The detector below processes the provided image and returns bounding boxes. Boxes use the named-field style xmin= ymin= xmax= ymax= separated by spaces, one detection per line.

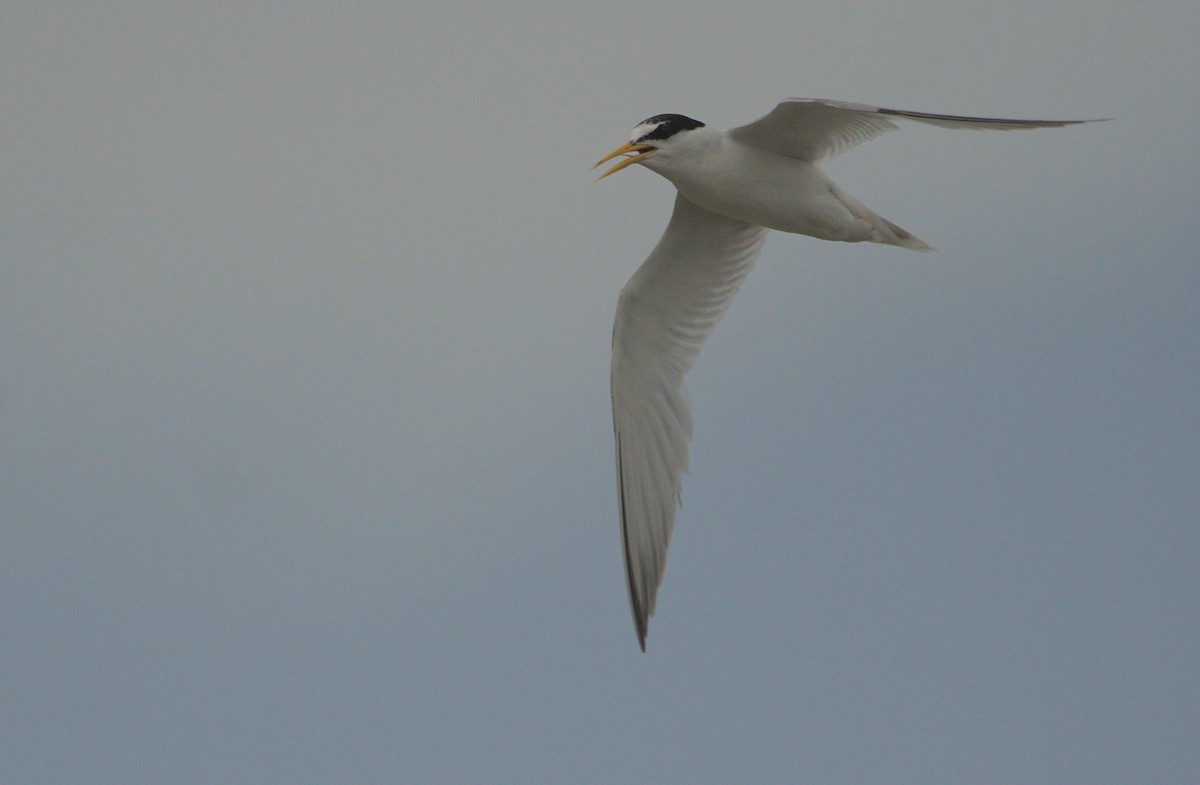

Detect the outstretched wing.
xmin=730 ymin=98 xmax=1098 ymax=162
xmin=612 ymin=194 xmax=769 ymax=650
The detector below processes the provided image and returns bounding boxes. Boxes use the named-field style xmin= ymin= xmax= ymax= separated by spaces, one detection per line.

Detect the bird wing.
xmin=612 ymin=194 xmax=769 ymax=650
xmin=730 ymin=98 xmax=1096 ymax=162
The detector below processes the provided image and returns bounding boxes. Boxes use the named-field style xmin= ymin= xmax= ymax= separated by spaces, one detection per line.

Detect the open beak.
xmin=593 ymin=142 xmax=657 ymax=180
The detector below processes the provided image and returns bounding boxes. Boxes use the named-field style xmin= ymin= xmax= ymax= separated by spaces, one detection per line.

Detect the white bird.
xmin=595 ymin=98 xmax=1100 ymax=650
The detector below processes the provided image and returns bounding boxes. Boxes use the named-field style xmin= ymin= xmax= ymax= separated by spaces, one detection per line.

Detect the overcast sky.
xmin=2 ymin=2 xmax=1197 ymax=783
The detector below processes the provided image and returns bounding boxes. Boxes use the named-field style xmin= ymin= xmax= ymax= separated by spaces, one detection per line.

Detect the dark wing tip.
xmin=876 ymin=106 xmax=1109 ymax=128
xmin=617 ymin=431 xmax=652 ymax=651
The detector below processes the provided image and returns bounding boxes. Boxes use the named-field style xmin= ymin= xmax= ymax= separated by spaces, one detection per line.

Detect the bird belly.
xmin=672 ymin=152 xmax=877 ymax=243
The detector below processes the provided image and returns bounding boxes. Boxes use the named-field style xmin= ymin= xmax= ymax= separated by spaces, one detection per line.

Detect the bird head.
xmin=593 ymin=114 xmax=706 ymax=180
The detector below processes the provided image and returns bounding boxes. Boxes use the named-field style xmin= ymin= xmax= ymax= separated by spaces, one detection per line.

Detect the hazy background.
xmin=3 ymin=2 xmax=1196 ymax=783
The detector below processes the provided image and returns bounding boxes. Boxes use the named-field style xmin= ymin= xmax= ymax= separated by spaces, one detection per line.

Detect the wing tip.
xmin=629 ymin=583 xmax=650 ymax=650
xmin=631 ymin=601 xmax=649 ymax=651
xmin=877 ymin=106 xmax=1110 ymax=130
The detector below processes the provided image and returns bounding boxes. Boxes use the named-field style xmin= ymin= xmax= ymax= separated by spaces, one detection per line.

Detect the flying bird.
xmin=595 ymin=98 xmax=1101 ymax=650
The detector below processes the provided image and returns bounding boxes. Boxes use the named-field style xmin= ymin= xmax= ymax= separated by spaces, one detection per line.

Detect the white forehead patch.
xmin=629 ymin=120 xmax=665 ymax=143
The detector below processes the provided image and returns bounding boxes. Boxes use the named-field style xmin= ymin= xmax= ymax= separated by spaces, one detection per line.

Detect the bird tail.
xmin=879 ymin=217 xmax=934 ymax=252
xmin=831 ymin=184 xmax=934 ymax=252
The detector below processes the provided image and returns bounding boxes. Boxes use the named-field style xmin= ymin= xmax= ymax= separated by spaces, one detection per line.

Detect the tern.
xmin=595 ymin=97 xmax=1100 ymax=650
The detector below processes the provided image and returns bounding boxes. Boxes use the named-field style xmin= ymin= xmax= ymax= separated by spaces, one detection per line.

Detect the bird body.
xmin=595 ymin=98 xmax=1102 ymax=650
xmin=636 ymin=126 xmax=928 ymax=247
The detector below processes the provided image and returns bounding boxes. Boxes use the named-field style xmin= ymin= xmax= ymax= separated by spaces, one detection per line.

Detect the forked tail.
xmin=879 ymin=217 xmax=934 ymax=251
xmin=831 ymin=183 xmax=935 ymax=251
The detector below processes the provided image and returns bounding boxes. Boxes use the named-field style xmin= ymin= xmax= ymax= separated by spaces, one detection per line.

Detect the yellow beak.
xmin=593 ymin=142 xmax=657 ymax=180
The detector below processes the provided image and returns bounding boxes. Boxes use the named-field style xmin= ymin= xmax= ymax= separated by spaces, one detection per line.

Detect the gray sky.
xmin=2 ymin=2 xmax=1197 ymax=783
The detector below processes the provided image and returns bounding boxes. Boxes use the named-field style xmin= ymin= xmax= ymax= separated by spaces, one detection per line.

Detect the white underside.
xmin=646 ymin=137 xmax=931 ymax=250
